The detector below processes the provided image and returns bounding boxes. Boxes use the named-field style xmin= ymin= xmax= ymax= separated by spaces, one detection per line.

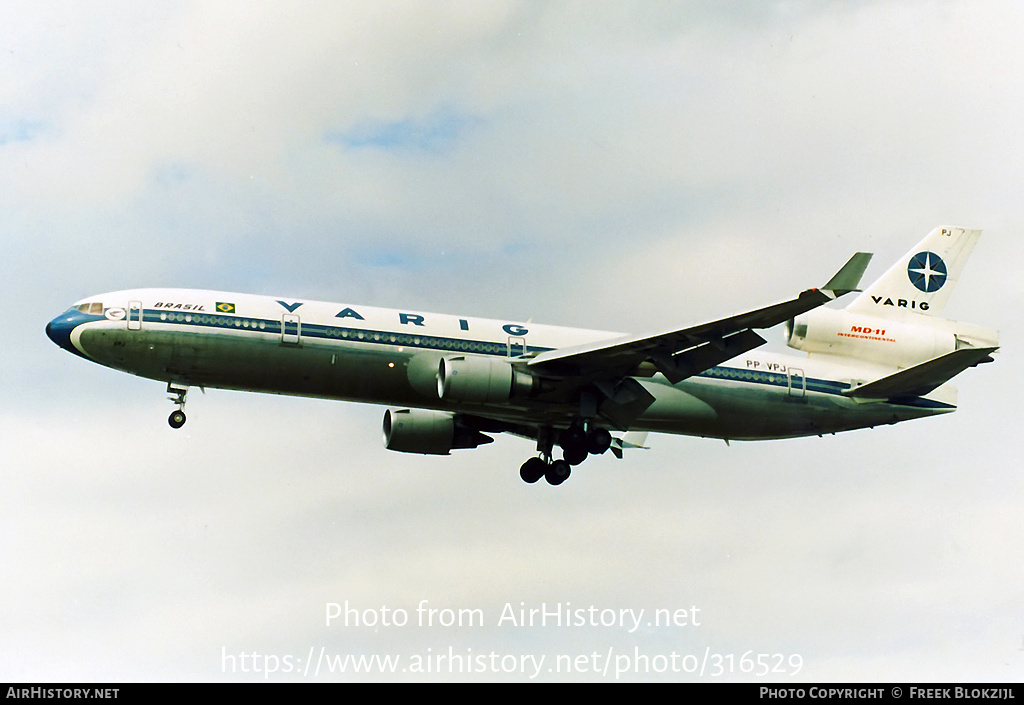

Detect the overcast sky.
xmin=3 ymin=0 xmax=1023 ymax=682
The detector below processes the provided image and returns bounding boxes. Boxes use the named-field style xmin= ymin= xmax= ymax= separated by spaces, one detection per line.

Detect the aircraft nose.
xmin=46 ymin=310 xmax=90 ymax=359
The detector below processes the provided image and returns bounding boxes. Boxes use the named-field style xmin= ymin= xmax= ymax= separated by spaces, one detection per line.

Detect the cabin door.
xmin=127 ymin=301 xmax=143 ymax=331
xmin=281 ymin=313 xmax=301 ymax=345
xmin=787 ymin=368 xmax=806 ymax=397
xmin=507 ymin=336 xmax=527 ymax=358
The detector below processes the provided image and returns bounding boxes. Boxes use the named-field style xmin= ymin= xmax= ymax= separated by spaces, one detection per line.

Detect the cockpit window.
xmin=76 ymin=302 xmax=104 ymax=315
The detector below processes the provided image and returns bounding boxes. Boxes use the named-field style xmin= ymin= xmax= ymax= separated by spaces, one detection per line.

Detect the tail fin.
xmin=845 ymin=226 xmax=981 ymax=320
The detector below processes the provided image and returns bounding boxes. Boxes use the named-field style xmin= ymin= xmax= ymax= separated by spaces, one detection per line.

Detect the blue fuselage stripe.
xmin=135 ymin=309 xmax=948 ymax=408
xmin=52 ymin=306 xmax=956 ymax=413
xmin=143 ymin=309 xmax=551 ymax=358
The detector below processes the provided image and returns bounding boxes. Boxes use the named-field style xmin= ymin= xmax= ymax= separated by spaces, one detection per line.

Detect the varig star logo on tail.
xmin=907 ymin=251 xmax=947 ymax=292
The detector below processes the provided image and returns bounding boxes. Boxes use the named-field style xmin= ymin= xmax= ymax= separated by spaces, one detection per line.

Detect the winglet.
xmin=822 ymin=252 xmax=873 ymax=298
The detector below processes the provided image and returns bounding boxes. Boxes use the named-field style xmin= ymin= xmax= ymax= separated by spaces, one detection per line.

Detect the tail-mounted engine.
xmin=782 ymin=307 xmax=966 ymax=366
xmin=382 ymin=408 xmax=493 ymax=455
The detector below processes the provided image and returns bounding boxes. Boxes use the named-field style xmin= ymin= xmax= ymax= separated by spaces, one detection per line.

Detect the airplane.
xmin=46 ymin=226 xmax=997 ymax=486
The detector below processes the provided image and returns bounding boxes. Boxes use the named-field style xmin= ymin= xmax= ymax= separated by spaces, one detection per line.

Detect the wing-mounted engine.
xmin=437 ymin=355 xmax=537 ymax=403
xmin=382 ymin=408 xmax=494 ymax=455
xmin=405 ymin=352 xmax=541 ymax=403
xmin=786 ymin=307 xmax=999 ymax=368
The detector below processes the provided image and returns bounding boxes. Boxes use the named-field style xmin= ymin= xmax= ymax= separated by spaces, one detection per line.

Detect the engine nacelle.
xmin=382 ymin=408 xmax=493 ymax=455
xmin=787 ymin=307 xmax=956 ymax=367
xmin=437 ymin=355 xmax=535 ymax=403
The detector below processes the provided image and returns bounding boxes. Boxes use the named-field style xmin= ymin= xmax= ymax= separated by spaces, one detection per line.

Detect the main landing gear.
xmin=167 ymin=383 xmax=188 ymax=429
xmin=519 ymin=423 xmax=613 ymax=486
xmin=519 ymin=456 xmax=570 ymax=486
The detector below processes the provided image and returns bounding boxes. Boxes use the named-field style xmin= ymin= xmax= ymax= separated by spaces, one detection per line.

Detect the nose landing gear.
xmin=167 ymin=383 xmax=188 ymax=429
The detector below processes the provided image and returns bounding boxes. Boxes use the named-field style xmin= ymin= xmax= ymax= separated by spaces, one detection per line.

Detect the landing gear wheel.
xmin=587 ymin=427 xmax=612 ymax=455
xmin=559 ymin=424 xmax=589 ymax=466
xmin=563 ymin=445 xmax=588 ymax=466
xmin=559 ymin=425 xmax=586 ymax=450
xmin=545 ymin=459 xmax=571 ymax=486
xmin=166 ymin=383 xmax=189 ymax=430
xmin=519 ymin=457 xmax=546 ymax=484
xmin=168 ymin=410 xmax=186 ymax=429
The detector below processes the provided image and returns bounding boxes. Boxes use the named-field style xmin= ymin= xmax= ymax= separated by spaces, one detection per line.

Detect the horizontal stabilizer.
xmin=844 ymin=346 xmax=997 ymax=400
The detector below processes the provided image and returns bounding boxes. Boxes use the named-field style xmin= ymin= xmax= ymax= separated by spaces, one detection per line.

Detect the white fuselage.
xmin=46 ymin=288 xmax=954 ymax=441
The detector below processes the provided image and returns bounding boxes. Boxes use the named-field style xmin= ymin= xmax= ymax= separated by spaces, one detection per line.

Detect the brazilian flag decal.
xmin=216 ymin=302 xmax=236 ymax=314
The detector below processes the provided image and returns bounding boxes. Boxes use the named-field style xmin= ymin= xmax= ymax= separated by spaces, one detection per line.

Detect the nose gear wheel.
xmin=167 ymin=383 xmax=188 ymax=429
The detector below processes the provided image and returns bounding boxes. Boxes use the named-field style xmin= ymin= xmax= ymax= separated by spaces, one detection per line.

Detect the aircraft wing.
xmin=527 ymin=252 xmax=872 ymax=386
